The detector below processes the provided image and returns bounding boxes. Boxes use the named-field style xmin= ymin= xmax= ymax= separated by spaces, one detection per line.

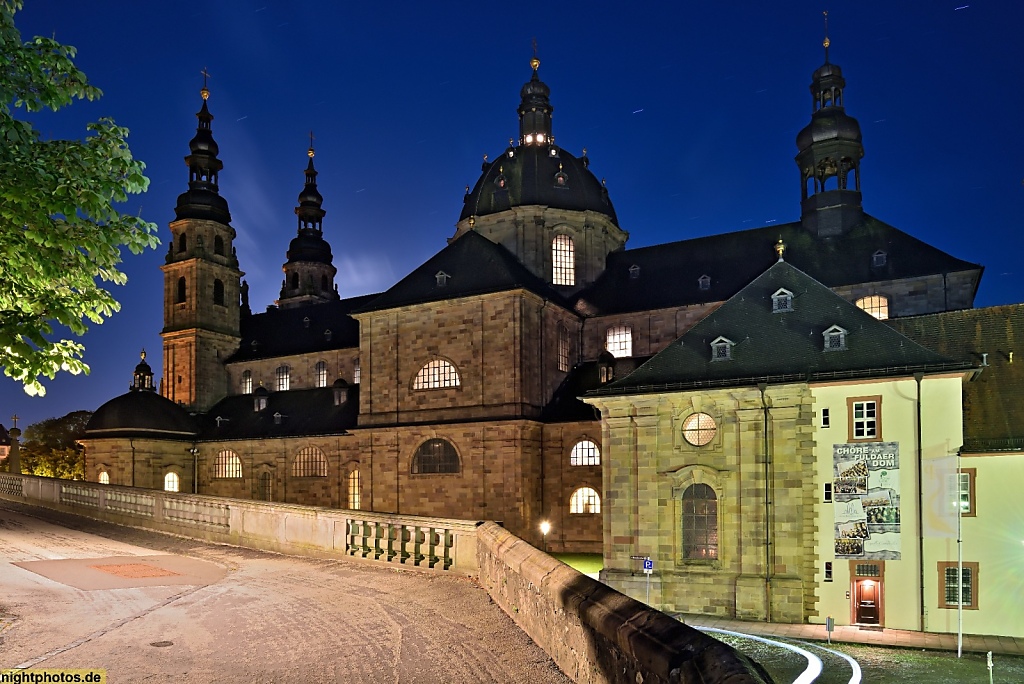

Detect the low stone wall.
xmin=0 ymin=473 xmax=479 ymax=573
xmin=476 ymin=522 xmax=773 ymax=684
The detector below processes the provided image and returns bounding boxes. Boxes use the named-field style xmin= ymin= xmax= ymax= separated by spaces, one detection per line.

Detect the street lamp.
xmin=540 ymin=520 xmax=551 ymax=553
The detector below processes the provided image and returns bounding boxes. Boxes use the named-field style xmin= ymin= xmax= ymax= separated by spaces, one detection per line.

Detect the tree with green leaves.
xmin=0 ymin=0 xmax=159 ymax=396
xmin=17 ymin=410 xmax=92 ymax=479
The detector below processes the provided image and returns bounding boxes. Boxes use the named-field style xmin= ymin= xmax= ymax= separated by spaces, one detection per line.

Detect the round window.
xmin=682 ymin=412 xmax=717 ymax=446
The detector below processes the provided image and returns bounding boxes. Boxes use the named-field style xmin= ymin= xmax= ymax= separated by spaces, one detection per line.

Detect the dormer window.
xmin=215 ymin=416 xmax=229 ymax=428
xmin=629 ymin=264 xmax=640 ymax=280
xmin=823 ymin=325 xmax=848 ymax=352
xmin=710 ymin=336 xmax=734 ymax=361
xmin=273 ymin=412 xmax=284 ymax=425
xmin=872 ymin=250 xmax=887 ymax=267
xmin=436 ymin=271 xmax=450 ymax=287
xmin=254 ymin=386 xmax=268 ymax=412
xmin=698 ymin=275 xmax=711 ymax=291
xmin=772 ymin=288 xmax=794 ymax=313
xmin=303 ymin=316 xmax=310 ymax=328
xmin=324 ymin=329 xmax=332 ymax=342
xmin=554 ymin=163 xmax=568 ymax=187
xmin=549 ymin=147 xmax=559 ymax=158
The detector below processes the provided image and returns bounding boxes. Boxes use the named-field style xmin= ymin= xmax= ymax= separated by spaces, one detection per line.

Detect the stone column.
xmin=8 ymin=427 xmax=21 ymax=474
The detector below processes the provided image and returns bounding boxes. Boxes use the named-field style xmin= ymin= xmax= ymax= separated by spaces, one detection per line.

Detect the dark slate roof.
xmin=541 ymin=362 xmax=603 ymax=423
xmin=0 ymin=424 xmax=9 ymax=446
xmin=85 ymin=390 xmax=198 ymax=440
xmin=460 ymin=145 xmax=617 ymax=225
xmin=576 ymin=214 xmax=982 ymax=315
xmin=590 ymin=260 xmax=971 ymax=396
xmin=888 ymin=305 xmax=1024 ymax=452
xmin=229 ymin=294 xmax=379 ymax=362
xmin=199 ymin=386 xmax=358 ymax=440
xmin=356 ymin=230 xmax=571 ymax=314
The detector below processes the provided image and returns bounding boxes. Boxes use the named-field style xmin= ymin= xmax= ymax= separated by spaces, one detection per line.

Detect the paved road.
xmin=0 ymin=500 xmax=570 ymax=683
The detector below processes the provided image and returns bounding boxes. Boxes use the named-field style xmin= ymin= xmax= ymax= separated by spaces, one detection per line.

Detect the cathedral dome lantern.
xmin=130 ymin=349 xmax=156 ymax=392
xmin=795 ymin=13 xmax=865 ymax=237
xmin=175 ymin=78 xmax=231 ymax=224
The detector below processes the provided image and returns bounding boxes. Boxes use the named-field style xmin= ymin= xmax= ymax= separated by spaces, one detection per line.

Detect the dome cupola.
xmin=174 ymin=75 xmax=231 ymax=224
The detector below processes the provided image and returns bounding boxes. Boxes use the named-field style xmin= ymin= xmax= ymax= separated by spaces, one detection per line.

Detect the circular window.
xmin=682 ymin=413 xmax=717 ymax=446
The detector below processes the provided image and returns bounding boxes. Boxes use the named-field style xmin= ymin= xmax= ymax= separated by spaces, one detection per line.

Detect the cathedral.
xmin=83 ymin=43 xmax=985 ymax=557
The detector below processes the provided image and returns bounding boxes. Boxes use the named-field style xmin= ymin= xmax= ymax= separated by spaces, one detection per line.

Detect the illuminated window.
xmin=682 ymin=413 xmax=717 ymax=446
xmin=681 ymin=483 xmax=718 ymax=560
xmin=411 ymin=439 xmax=460 ymax=474
xmin=772 ymin=288 xmax=793 ymax=313
xmin=710 ymin=336 xmax=734 ymax=361
xmin=257 ymin=472 xmax=272 ymax=501
xmin=951 ymin=468 xmax=976 ymax=516
xmin=856 ymin=295 xmax=889 ymax=320
xmin=98 ymin=471 xmax=110 ymax=485
xmin=848 ymin=397 xmax=881 ymax=441
xmin=570 ymin=439 xmax=600 ymax=466
xmin=292 ymin=446 xmax=327 ymax=478
xmin=214 ymin=450 xmax=242 ymax=479
xmin=164 ymin=472 xmax=180 ymax=493
xmin=557 ymin=324 xmax=570 ymax=372
xmin=315 ymin=361 xmax=328 ymax=388
xmin=823 ymin=325 xmax=847 ymax=351
xmin=938 ymin=562 xmax=979 ymax=610
xmin=353 ymin=358 xmax=361 ymax=384
xmin=413 ymin=358 xmax=460 ymax=389
xmin=570 ymin=487 xmax=600 ymax=514
xmin=348 ymin=469 xmax=361 ymax=510
xmin=241 ymin=370 xmax=253 ymax=394
xmin=552 ymin=234 xmax=575 ymax=286
xmin=605 ymin=325 xmax=632 ymax=358
xmin=276 ymin=365 xmax=290 ymax=391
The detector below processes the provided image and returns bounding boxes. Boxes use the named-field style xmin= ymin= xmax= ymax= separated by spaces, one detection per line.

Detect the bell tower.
xmin=160 ymin=78 xmax=243 ymax=411
xmin=795 ymin=13 xmax=865 ymax=237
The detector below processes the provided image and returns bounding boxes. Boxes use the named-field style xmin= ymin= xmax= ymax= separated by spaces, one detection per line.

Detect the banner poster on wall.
xmin=832 ymin=442 xmax=901 ymax=560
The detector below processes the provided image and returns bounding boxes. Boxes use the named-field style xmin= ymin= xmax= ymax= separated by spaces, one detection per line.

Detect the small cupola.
xmin=332 ymin=378 xmax=349 ymax=406
xmin=130 ymin=349 xmax=156 ymax=392
xmin=518 ymin=56 xmax=553 ymax=145
xmin=598 ymin=350 xmax=616 ymax=384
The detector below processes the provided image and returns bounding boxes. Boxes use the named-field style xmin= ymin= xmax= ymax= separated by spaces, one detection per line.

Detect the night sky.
xmin=3 ymin=1 xmax=1022 ymax=430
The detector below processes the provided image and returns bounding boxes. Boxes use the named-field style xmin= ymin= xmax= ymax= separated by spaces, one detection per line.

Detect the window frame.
xmin=214 ymin=449 xmax=243 ymax=479
xmin=771 ymin=288 xmax=794 ymax=313
xmin=569 ymin=439 xmax=601 ymax=466
xmin=957 ymin=467 xmax=977 ymax=517
xmin=411 ymin=438 xmax=461 ymax=475
xmin=276 ymin=365 xmax=290 ymax=391
xmin=164 ymin=471 xmax=180 ymax=492
xmin=847 ymin=396 xmax=882 ymax=442
xmin=605 ymin=325 xmax=633 ymax=358
xmin=823 ymin=325 xmax=848 ymax=352
xmin=855 ymin=294 xmax=890 ymax=320
xmin=710 ymin=336 xmax=733 ymax=362
xmin=937 ymin=561 xmax=979 ymax=610
xmin=241 ymin=370 xmax=253 ymax=395
xmin=552 ymin=234 xmax=575 ymax=286
xmin=569 ymin=486 xmax=601 ymax=515
xmin=292 ymin=446 xmax=328 ymax=478
xmin=680 ymin=483 xmax=718 ymax=561
xmin=315 ymin=361 xmax=328 ymax=388
xmin=348 ymin=468 xmax=361 ymax=510
xmin=413 ymin=358 xmax=461 ymax=390
xmin=682 ymin=412 xmax=717 ymax=447
xmin=557 ymin=324 xmax=571 ymax=372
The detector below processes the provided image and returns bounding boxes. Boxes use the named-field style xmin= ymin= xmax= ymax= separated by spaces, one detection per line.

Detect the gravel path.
xmin=0 ymin=500 xmax=570 ymax=683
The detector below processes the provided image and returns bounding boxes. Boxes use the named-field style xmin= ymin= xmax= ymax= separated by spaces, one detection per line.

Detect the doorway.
xmin=854 ymin=578 xmax=880 ymax=624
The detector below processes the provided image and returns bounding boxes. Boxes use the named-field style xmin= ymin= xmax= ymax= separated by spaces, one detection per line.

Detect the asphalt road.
xmin=0 ymin=500 xmax=570 ymax=683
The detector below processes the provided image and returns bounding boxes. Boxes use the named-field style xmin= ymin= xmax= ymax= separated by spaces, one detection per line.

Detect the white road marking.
xmin=798 ymin=640 xmax=863 ymax=684
xmin=698 ymin=626 xmax=823 ymax=684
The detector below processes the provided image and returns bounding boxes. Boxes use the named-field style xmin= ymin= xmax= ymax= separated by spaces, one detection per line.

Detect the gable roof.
xmin=888 ymin=305 xmax=1024 ymax=452
xmin=589 ymin=260 xmax=971 ymax=396
xmin=577 ymin=214 xmax=982 ymax=315
xmin=199 ymin=386 xmax=358 ymax=440
xmin=356 ymin=230 xmax=571 ymax=313
xmin=228 ymin=293 xmax=379 ymax=363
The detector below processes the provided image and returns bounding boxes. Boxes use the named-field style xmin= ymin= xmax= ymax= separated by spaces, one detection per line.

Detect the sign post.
xmin=826 ymin=616 xmax=834 ymax=644
xmin=643 ymin=557 xmax=653 ymax=605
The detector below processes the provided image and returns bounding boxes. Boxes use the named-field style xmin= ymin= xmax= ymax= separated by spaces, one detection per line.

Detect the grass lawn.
xmin=551 ymin=553 xmax=603 ymax=575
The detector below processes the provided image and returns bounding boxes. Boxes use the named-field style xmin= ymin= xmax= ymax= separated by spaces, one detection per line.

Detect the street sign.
xmin=643 ymin=558 xmax=653 ymax=573
xmin=629 ymin=555 xmax=646 ymax=560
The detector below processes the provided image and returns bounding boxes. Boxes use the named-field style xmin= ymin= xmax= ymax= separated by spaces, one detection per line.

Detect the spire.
xmin=175 ymin=72 xmax=231 ymax=223
xmin=295 ymin=131 xmax=325 ymax=233
xmin=518 ymin=50 xmax=553 ymax=146
xmin=795 ymin=19 xmax=865 ymax=237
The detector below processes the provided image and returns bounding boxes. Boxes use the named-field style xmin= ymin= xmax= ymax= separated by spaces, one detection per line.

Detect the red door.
xmin=855 ymin=579 xmax=880 ymax=624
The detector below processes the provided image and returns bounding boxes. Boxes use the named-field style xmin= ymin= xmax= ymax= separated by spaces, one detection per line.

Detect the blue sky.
xmin=3 ymin=1 xmax=1023 ymax=430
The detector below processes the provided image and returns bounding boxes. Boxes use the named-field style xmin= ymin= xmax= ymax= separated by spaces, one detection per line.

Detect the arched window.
xmin=98 ymin=471 xmax=110 ymax=485
xmin=353 ymin=358 xmax=361 ymax=384
xmin=315 ymin=361 xmax=328 ymax=388
xmin=348 ymin=469 xmax=361 ymax=509
xmin=413 ymin=359 xmax=460 ymax=389
xmin=214 ymin=450 xmax=242 ymax=478
xmin=682 ymin=483 xmax=718 ymax=560
xmin=213 ymin=279 xmax=225 ymax=306
xmin=292 ymin=446 xmax=327 ymax=477
xmin=557 ymin=324 xmax=570 ymax=372
xmin=570 ymin=487 xmax=600 ymax=514
xmin=411 ymin=439 xmax=460 ymax=474
xmin=321 ymin=274 xmax=329 ymax=291
xmin=276 ymin=365 xmax=290 ymax=391
xmin=856 ymin=295 xmax=889 ymax=320
xmin=241 ymin=370 xmax=253 ymax=394
xmin=257 ymin=471 xmax=272 ymax=501
xmin=552 ymin=234 xmax=575 ymax=286
xmin=214 ymin=235 xmax=225 ymax=255
xmin=177 ymin=233 xmax=187 ymax=253
xmin=290 ymin=272 xmax=299 ymax=290
xmin=605 ymin=325 xmax=632 ymax=358
xmin=176 ymin=277 xmax=186 ymax=304
xmin=570 ymin=439 xmax=600 ymax=466
xmin=164 ymin=472 xmax=180 ymax=492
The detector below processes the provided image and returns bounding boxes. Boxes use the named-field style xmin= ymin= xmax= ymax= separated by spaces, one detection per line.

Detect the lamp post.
xmin=540 ymin=520 xmax=551 ymax=554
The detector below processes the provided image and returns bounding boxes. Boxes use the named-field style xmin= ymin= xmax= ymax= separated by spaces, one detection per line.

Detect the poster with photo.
xmin=833 ymin=442 xmax=900 ymax=560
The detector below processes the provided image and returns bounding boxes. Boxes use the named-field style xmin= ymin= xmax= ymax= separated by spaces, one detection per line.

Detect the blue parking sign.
xmin=643 ymin=558 xmax=653 ymax=571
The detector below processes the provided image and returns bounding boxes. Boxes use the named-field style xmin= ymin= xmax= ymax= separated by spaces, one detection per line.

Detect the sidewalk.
xmin=677 ymin=614 xmax=1024 ymax=657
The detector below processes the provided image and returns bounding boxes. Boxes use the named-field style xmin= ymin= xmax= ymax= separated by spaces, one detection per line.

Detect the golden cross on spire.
xmin=200 ymin=67 xmax=211 ymax=100
xmin=308 ymin=130 xmax=315 ymax=158
xmin=10 ymin=414 xmax=18 ymax=429
xmin=822 ymin=11 xmax=830 ymax=60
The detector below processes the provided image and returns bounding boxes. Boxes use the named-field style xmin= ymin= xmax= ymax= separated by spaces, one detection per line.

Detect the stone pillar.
xmin=8 ymin=427 xmax=21 ymax=474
